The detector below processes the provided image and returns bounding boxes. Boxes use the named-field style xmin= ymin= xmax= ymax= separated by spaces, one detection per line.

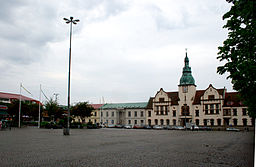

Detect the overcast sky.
xmin=0 ymin=0 xmax=232 ymax=105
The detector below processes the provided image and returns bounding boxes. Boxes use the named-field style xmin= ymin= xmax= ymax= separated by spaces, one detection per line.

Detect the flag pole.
xmin=18 ymin=83 xmax=22 ymax=128
xmin=38 ymin=84 xmax=41 ymax=128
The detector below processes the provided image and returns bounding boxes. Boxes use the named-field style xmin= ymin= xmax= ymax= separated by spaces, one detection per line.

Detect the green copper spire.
xmin=179 ymin=50 xmax=195 ymax=86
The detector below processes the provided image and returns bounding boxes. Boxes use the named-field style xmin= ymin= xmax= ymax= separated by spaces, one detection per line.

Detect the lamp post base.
xmin=63 ymin=128 xmax=70 ymax=135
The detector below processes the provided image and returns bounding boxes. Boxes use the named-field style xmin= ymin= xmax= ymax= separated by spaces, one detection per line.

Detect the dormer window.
xmin=208 ymin=95 xmax=214 ymax=100
xmin=159 ymin=98 xmax=164 ymax=102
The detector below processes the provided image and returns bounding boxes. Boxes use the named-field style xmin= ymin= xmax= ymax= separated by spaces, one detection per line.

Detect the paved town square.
xmin=0 ymin=127 xmax=254 ymax=167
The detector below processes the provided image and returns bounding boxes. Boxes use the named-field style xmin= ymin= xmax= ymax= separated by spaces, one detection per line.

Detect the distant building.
xmin=0 ymin=92 xmax=40 ymax=104
xmin=73 ymin=104 xmax=104 ymax=124
xmin=96 ymin=52 xmax=253 ymax=129
xmin=100 ymin=103 xmax=147 ymax=126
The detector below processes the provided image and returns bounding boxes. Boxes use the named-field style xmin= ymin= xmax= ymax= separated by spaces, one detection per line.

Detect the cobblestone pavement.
xmin=0 ymin=127 xmax=254 ymax=167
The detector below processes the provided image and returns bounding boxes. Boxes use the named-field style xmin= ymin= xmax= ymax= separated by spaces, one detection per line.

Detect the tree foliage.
xmin=6 ymin=100 xmax=43 ymax=125
xmin=44 ymin=98 xmax=63 ymax=121
xmin=217 ymin=0 xmax=256 ymax=117
xmin=71 ymin=102 xmax=94 ymax=122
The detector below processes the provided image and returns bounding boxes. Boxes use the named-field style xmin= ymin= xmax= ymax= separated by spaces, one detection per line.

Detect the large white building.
xmin=98 ymin=52 xmax=253 ymax=129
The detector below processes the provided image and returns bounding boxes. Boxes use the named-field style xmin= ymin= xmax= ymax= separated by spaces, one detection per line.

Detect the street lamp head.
xmin=70 ymin=16 xmax=73 ymax=20
xmin=63 ymin=18 xmax=69 ymax=21
xmin=74 ymin=19 xmax=80 ymax=22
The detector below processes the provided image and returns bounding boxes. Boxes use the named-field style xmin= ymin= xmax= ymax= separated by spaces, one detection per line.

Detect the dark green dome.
xmin=179 ymin=53 xmax=195 ymax=86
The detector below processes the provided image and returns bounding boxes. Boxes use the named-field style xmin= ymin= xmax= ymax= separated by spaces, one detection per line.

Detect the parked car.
xmin=107 ymin=124 xmax=116 ymax=128
xmin=115 ymin=124 xmax=124 ymax=128
xmin=133 ymin=125 xmax=144 ymax=129
xmin=167 ymin=125 xmax=176 ymax=130
xmin=143 ymin=125 xmax=152 ymax=129
xmin=186 ymin=123 xmax=199 ymax=130
xmin=153 ymin=125 xmax=163 ymax=130
xmin=174 ymin=126 xmax=185 ymax=130
xmin=124 ymin=125 xmax=132 ymax=129
xmin=199 ymin=126 xmax=212 ymax=131
xmin=226 ymin=127 xmax=240 ymax=132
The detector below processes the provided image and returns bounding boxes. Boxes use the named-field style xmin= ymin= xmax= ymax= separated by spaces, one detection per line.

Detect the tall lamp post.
xmin=63 ymin=16 xmax=79 ymax=135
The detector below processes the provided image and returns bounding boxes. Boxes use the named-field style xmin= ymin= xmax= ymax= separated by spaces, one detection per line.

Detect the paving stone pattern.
xmin=0 ymin=127 xmax=254 ymax=167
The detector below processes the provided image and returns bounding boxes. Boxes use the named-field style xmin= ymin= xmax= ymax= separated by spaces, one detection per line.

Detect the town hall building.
xmin=145 ymin=52 xmax=252 ymax=128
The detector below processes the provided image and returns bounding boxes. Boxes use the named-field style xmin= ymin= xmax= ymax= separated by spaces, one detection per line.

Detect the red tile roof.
xmin=193 ymin=90 xmax=205 ymax=105
xmin=223 ymin=92 xmax=244 ymax=107
xmin=193 ymin=89 xmax=225 ymax=105
xmin=167 ymin=92 xmax=179 ymax=105
xmin=90 ymin=104 xmax=104 ymax=109
xmin=0 ymin=92 xmax=39 ymax=104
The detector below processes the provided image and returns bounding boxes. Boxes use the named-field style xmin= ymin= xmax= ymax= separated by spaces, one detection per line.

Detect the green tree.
xmin=71 ymin=102 xmax=94 ymax=123
xmin=44 ymin=98 xmax=63 ymax=121
xmin=217 ymin=0 xmax=256 ymax=117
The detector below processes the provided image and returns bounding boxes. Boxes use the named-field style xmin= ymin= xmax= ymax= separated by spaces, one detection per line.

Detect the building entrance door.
xmin=224 ymin=118 xmax=230 ymax=126
xmin=180 ymin=118 xmax=191 ymax=126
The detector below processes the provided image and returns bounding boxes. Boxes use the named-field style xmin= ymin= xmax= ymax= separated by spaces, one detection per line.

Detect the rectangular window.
xmin=140 ymin=111 xmax=144 ymax=117
xmin=242 ymin=108 xmax=247 ymax=116
xmin=128 ymin=111 xmax=131 ymax=117
xmin=95 ymin=112 xmax=97 ymax=116
xmin=210 ymin=104 xmax=214 ymax=114
xmin=112 ymin=112 xmax=114 ymax=117
xmin=141 ymin=120 xmax=144 ymax=124
xmin=106 ymin=112 xmax=109 ymax=117
xmin=134 ymin=120 xmax=137 ymax=124
xmin=216 ymin=104 xmax=219 ymax=114
xmin=233 ymin=119 xmax=237 ymax=126
xmin=205 ymin=105 xmax=208 ymax=114
xmin=173 ymin=110 xmax=176 ymax=117
xmin=101 ymin=112 xmax=103 ymax=117
xmin=148 ymin=111 xmax=151 ymax=117
xmin=159 ymin=98 xmax=164 ymax=102
xmin=208 ymin=95 xmax=214 ymax=100
xmin=195 ymin=110 xmax=199 ymax=117
xmin=160 ymin=106 xmax=163 ymax=114
xmin=111 ymin=120 xmax=114 ymax=124
xmin=134 ymin=111 xmax=137 ymax=117
xmin=233 ymin=109 xmax=237 ymax=116
xmin=128 ymin=120 xmax=131 ymax=124
xmin=173 ymin=119 xmax=176 ymax=125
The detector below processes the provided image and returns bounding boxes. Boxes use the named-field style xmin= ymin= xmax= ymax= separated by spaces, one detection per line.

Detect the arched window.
xmin=217 ymin=119 xmax=221 ymax=126
xmin=195 ymin=119 xmax=199 ymax=126
xmin=173 ymin=119 xmax=176 ymax=126
xmin=166 ymin=119 xmax=170 ymax=125
xmin=181 ymin=105 xmax=190 ymax=116
xmin=233 ymin=119 xmax=237 ymax=126
xmin=160 ymin=119 xmax=164 ymax=125
xmin=210 ymin=119 xmax=214 ymax=126
xmin=148 ymin=119 xmax=151 ymax=126
xmin=204 ymin=119 xmax=207 ymax=126
xmin=155 ymin=119 xmax=158 ymax=125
